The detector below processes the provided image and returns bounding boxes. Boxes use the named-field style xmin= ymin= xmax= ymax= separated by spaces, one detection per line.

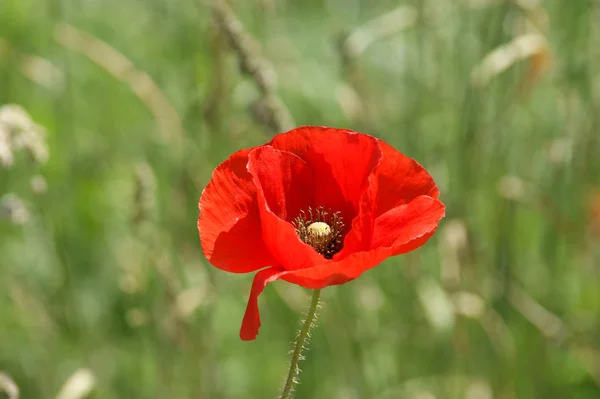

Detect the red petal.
xmin=281 ymin=249 xmax=391 ymax=288
xmin=281 ymin=196 xmax=445 ymax=288
xmin=269 ymin=127 xmax=381 ymax=224
xmin=198 ymin=149 xmax=277 ymax=273
xmin=375 ymin=140 xmax=440 ymax=216
xmin=334 ymin=172 xmax=379 ymax=258
xmin=371 ymin=195 xmax=445 ymax=253
xmin=247 ymin=145 xmax=314 ymax=221
xmin=240 ymin=267 xmax=288 ymax=340
xmin=247 ymin=146 xmax=324 ymax=271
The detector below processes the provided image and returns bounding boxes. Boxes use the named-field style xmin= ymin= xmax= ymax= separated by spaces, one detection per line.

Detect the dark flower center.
xmin=292 ymin=206 xmax=344 ymax=259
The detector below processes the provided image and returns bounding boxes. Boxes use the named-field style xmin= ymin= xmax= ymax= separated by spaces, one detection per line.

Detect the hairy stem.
xmin=278 ymin=289 xmax=321 ymax=399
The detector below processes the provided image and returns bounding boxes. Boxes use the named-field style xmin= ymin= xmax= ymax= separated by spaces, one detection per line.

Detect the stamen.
xmin=292 ymin=206 xmax=344 ymax=259
xmin=307 ymin=222 xmax=331 ymax=237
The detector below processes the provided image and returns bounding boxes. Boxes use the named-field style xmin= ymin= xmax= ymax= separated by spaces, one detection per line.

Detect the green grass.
xmin=1 ymin=0 xmax=600 ymax=398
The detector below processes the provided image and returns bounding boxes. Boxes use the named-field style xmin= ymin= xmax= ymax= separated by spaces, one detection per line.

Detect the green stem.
xmin=278 ymin=289 xmax=321 ymax=399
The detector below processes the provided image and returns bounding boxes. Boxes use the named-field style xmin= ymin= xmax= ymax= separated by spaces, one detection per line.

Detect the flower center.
xmin=307 ymin=222 xmax=331 ymax=237
xmin=292 ymin=206 xmax=344 ymax=259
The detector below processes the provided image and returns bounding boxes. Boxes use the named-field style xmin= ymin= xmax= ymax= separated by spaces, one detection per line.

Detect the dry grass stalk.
xmin=337 ymin=6 xmax=417 ymax=124
xmin=19 ymin=54 xmax=65 ymax=93
xmin=211 ymin=0 xmax=294 ymax=133
xmin=508 ymin=284 xmax=600 ymax=386
xmin=55 ymin=369 xmax=96 ymax=399
xmin=132 ymin=161 xmax=157 ymax=230
xmin=341 ymin=6 xmax=417 ymax=59
xmin=53 ymin=23 xmax=185 ymax=150
xmin=471 ymin=33 xmax=550 ymax=88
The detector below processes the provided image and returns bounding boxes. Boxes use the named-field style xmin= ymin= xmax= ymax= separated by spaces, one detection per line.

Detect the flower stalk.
xmin=279 ymin=289 xmax=321 ymax=399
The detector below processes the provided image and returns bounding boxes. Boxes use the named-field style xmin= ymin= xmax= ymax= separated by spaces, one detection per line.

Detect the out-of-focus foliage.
xmin=1 ymin=0 xmax=599 ymax=398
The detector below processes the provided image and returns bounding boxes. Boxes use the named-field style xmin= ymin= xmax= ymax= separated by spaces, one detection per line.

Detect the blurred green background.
xmin=1 ymin=0 xmax=600 ymax=398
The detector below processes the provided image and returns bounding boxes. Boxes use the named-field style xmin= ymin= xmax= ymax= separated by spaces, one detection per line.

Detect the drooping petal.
xmin=371 ymin=195 xmax=445 ymax=253
xmin=198 ymin=149 xmax=277 ymax=273
xmin=269 ymin=126 xmax=381 ymax=224
xmin=281 ymin=249 xmax=392 ymax=289
xmin=247 ymin=146 xmax=325 ymax=271
xmin=374 ymin=140 xmax=440 ymax=216
xmin=240 ymin=267 xmax=289 ymax=340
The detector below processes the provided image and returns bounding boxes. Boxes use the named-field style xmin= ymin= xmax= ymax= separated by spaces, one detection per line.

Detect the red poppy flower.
xmin=198 ymin=126 xmax=445 ymax=340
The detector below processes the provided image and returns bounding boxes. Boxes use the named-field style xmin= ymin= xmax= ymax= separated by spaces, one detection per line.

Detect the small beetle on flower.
xmin=198 ymin=126 xmax=445 ymax=340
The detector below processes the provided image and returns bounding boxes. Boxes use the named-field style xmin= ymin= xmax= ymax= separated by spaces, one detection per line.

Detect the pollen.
xmin=292 ymin=206 xmax=344 ymax=259
xmin=307 ymin=222 xmax=331 ymax=237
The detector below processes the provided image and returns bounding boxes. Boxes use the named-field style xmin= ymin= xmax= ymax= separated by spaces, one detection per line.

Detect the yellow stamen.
xmin=307 ymin=222 xmax=331 ymax=237
xmin=292 ymin=206 xmax=344 ymax=259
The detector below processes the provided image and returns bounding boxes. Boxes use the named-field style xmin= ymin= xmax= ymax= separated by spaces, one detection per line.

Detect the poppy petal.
xmin=240 ymin=267 xmax=288 ymax=340
xmin=281 ymin=248 xmax=391 ymax=288
xmin=334 ymin=172 xmax=379 ymax=258
xmin=281 ymin=196 xmax=445 ymax=288
xmin=247 ymin=145 xmax=314 ymax=221
xmin=371 ymin=195 xmax=445 ymax=253
xmin=198 ymin=149 xmax=278 ymax=273
xmin=269 ymin=126 xmax=380 ymax=223
xmin=375 ymin=140 xmax=440 ymax=216
xmin=247 ymin=146 xmax=324 ymax=271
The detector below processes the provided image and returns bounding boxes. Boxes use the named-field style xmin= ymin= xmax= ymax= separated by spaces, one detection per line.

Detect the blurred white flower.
xmin=30 ymin=175 xmax=48 ymax=194
xmin=0 ymin=104 xmax=49 ymax=166
xmin=1 ymin=194 xmax=30 ymax=225
xmin=0 ymin=124 xmax=14 ymax=166
xmin=0 ymin=372 xmax=19 ymax=399
xmin=497 ymin=175 xmax=526 ymax=201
